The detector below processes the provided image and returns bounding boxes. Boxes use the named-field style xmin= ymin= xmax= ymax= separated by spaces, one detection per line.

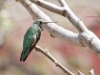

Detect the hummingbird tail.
xmin=20 ymin=49 xmax=30 ymax=62
xmin=20 ymin=47 xmax=34 ymax=62
xmin=20 ymin=53 xmax=28 ymax=62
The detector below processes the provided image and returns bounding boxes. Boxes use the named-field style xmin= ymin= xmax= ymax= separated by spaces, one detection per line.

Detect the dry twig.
xmin=35 ymin=45 xmax=75 ymax=75
xmin=89 ymin=69 xmax=94 ymax=75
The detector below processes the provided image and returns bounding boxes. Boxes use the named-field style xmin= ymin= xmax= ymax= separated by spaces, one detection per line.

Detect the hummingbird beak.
xmin=42 ymin=21 xmax=57 ymax=24
xmin=40 ymin=21 xmax=57 ymax=31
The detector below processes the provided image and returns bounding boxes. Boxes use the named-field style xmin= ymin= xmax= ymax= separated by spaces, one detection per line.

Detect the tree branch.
xmin=28 ymin=0 xmax=63 ymax=15
xmin=19 ymin=0 xmax=84 ymax=47
xmin=29 ymin=0 xmax=63 ymax=15
xmin=57 ymin=0 xmax=67 ymax=7
xmin=30 ymin=0 xmax=87 ymax=32
xmin=77 ymin=70 xmax=84 ymax=75
xmin=35 ymin=45 xmax=75 ymax=75
xmin=29 ymin=0 xmax=100 ymax=57
xmin=16 ymin=0 xmax=96 ymax=74
xmin=89 ymin=69 xmax=94 ymax=75
xmin=57 ymin=0 xmax=86 ymax=32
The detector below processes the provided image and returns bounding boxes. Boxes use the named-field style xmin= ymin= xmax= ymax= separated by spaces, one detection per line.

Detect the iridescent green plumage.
xmin=20 ymin=20 xmax=42 ymax=62
xmin=20 ymin=19 xmax=57 ymax=62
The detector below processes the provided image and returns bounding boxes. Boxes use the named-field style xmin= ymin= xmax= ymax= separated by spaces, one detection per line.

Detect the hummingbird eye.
xmin=39 ymin=21 xmax=42 ymax=25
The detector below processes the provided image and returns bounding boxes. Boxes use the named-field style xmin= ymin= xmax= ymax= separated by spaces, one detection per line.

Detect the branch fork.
xmin=29 ymin=0 xmax=100 ymax=57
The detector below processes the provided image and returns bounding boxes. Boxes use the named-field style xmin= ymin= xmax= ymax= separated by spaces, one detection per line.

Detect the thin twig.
xmin=89 ymin=69 xmax=94 ymax=75
xmin=77 ymin=70 xmax=84 ymax=75
xmin=35 ymin=45 xmax=75 ymax=75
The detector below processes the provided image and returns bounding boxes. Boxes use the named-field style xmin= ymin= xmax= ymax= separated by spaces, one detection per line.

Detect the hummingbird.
xmin=20 ymin=19 xmax=56 ymax=62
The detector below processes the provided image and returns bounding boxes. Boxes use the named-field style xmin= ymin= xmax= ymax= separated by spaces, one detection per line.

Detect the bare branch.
xmin=29 ymin=0 xmax=63 ymax=15
xmin=19 ymin=0 xmax=84 ymax=47
xmin=35 ymin=45 xmax=75 ymax=75
xmin=77 ymin=70 xmax=84 ymax=75
xmin=57 ymin=0 xmax=88 ymax=32
xmin=89 ymin=69 xmax=94 ymax=75
xmin=16 ymin=0 xmax=97 ymax=74
xmin=30 ymin=0 xmax=87 ymax=32
xmin=29 ymin=0 xmax=100 ymax=57
xmin=57 ymin=0 xmax=67 ymax=7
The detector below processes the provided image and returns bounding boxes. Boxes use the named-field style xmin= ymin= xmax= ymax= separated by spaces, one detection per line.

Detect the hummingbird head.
xmin=34 ymin=19 xmax=57 ymax=31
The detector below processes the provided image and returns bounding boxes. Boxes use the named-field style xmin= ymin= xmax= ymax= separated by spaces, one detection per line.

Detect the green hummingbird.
xmin=20 ymin=19 xmax=56 ymax=62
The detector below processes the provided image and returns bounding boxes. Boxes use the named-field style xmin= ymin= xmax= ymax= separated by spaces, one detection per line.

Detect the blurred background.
xmin=0 ymin=0 xmax=100 ymax=75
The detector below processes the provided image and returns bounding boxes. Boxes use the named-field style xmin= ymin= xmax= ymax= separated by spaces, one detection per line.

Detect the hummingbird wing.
xmin=20 ymin=27 xmax=41 ymax=62
xmin=30 ymin=29 xmax=41 ymax=51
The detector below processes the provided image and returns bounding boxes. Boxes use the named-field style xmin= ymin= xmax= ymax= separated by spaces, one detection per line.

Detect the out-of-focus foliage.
xmin=0 ymin=0 xmax=100 ymax=75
